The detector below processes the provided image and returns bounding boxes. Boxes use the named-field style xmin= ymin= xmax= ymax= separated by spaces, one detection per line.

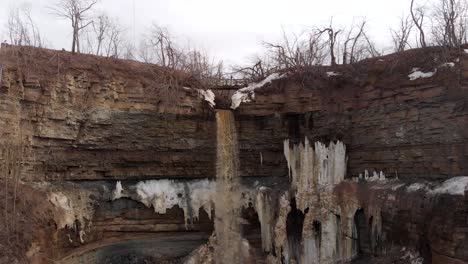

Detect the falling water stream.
xmin=214 ymin=110 xmax=245 ymax=264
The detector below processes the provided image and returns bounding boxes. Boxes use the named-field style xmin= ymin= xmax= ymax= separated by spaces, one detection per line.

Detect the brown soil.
xmin=0 ymin=183 xmax=56 ymax=264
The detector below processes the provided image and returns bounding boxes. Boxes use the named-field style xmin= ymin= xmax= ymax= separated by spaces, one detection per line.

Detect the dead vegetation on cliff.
xmin=0 ymin=44 xmax=215 ymax=109
xmin=251 ymin=46 xmax=464 ymax=96
xmin=0 ymin=181 xmax=58 ymax=264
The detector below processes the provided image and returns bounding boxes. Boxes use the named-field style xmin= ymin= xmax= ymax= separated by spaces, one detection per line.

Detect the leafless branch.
xmin=50 ymin=0 xmax=98 ymax=53
xmin=411 ymin=0 xmax=427 ymax=47
xmin=390 ymin=14 xmax=414 ymax=52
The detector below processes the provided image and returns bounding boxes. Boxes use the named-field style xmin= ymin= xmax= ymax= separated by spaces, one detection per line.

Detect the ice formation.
xmin=79 ymin=230 xmax=86 ymax=243
xmin=197 ymin=89 xmax=216 ymax=108
xmin=284 ymin=138 xmax=346 ymax=210
xmin=405 ymin=176 xmax=468 ymax=196
xmin=255 ymin=187 xmax=276 ymax=253
xmin=408 ymin=68 xmax=436 ymax=80
xmin=48 ymin=192 xmax=76 ymax=229
xmin=300 ymin=212 xmax=341 ymax=264
xmin=112 ymin=181 xmax=123 ymax=199
xmin=112 ymin=179 xmax=216 ymax=227
xmin=283 ymin=138 xmax=346 ymax=189
xmin=48 ymin=191 xmax=93 ymax=231
xmin=182 ymin=87 xmax=216 ymax=108
xmin=230 ymin=73 xmax=284 ymax=109
xmin=359 ymin=170 xmax=386 ymax=181
xmin=429 ymin=176 xmax=468 ymax=196
xmin=319 ymin=213 xmax=340 ymax=263
xmin=271 ymin=193 xmax=292 ymax=263
xmin=407 ymin=182 xmax=428 ymax=192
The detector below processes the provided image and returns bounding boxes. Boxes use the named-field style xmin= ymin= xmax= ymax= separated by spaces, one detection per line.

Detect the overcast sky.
xmin=0 ymin=0 xmax=415 ymax=65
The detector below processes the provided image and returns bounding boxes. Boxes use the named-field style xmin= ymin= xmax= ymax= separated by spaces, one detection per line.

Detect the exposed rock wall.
xmin=233 ymin=48 xmax=468 ymax=179
xmin=3 ymin=47 xmax=466 ymax=182
xmin=1 ymin=45 xmax=468 ymax=264
xmin=0 ymin=45 xmax=217 ymax=182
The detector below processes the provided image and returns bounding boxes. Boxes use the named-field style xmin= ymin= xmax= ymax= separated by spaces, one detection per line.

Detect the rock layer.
xmin=0 ymin=45 xmax=467 ymax=264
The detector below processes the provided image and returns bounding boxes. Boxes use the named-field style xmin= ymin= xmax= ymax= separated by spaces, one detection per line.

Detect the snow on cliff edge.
xmin=231 ymin=73 xmax=285 ymax=109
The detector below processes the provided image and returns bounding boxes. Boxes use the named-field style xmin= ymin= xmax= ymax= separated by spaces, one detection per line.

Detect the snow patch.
xmin=429 ymin=176 xmax=468 ymax=196
xmin=405 ymin=177 xmax=468 ymax=196
xmin=183 ymin=87 xmax=216 ymax=108
xmin=197 ymin=89 xmax=216 ymax=108
xmin=407 ymin=182 xmax=428 ymax=192
xmin=390 ymin=183 xmax=406 ymax=190
xmin=408 ymin=68 xmax=436 ymax=80
xmin=231 ymin=73 xmax=284 ymax=109
xmin=326 ymin=71 xmax=341 ymax=77
xmin=440 ymin=62 xmax=455 ymax=67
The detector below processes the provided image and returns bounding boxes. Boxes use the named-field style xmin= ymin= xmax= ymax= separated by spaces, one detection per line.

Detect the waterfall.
xmin=214 ymin=110 xmax=245 ymax=264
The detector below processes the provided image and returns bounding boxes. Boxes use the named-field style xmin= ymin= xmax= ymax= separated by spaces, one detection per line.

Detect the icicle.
xmin=319 ymin=213 xmax=339 ymax=264
xmin=256 ymin=187 xmax=276 ymax=253
xmin=283 ymin=138 xmax=347 ymax=188
xmin=302 ymin=236 xmax=319 ymax=264
xmin=283 ymin=139 xmax=292 ymax=179
xmin=112 ymin=181 xmax=123 ymax=199
xmin=115 ymin=179 xmax=215 ymax=230
xmin=379 ymin=171 xmax=386 ymax=181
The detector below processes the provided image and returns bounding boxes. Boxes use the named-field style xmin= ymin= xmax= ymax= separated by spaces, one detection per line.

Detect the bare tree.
xmin=103 ymin=19 xmax=124 ymax=57
xmin=80 ymin=12 xmax=125 ymax=57
xmin=317 ymin=20 xmax=342 ymax=66
xmin=342 ymin=19 xmax=367 ymax=64
xmin=431 ymin=0 xmax=468 ymax=47
xmin=231 ymin=28 xmax=330 ymax=83
xmin=411 ymin=0 xmax=427 ymax=47
xmin=137 ymin=24 xmax=185 ymax=68
xmin=6 ymin=5 xmax=44 ymax=47
xmin=390 ymin=14 xmax=414 ymax=52
xmin=262 ymin=29 xmax=327 ymax=71
xmin=137 ymin=24 xmax=224 ymax=86
xmin=181 ymin=48 xmax=224 ymax=85
xmin=231 ymin=55 xmax=275 ymax=81
xmin=92 ymin=12 xmax=110 ymax=55
xmin=362 ymin=32 xmax=381 ymax=58
xmin=51 ymin=0 xmax=98 ymax=53
xmin=146 ymin=24 xmax=178 ymax=68
xmin=138 ymin=39 xmax=154 ymax=63
xmin=121 ymin=41 xmax=136 ymax=60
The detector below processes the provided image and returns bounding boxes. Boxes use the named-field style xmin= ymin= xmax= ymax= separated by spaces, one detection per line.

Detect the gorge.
xmin=0 ymin=44 xmax=467 ymax=264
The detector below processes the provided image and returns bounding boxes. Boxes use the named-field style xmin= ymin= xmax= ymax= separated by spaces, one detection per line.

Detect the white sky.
xmin=0 ymin=0 xmax=414 ymax=65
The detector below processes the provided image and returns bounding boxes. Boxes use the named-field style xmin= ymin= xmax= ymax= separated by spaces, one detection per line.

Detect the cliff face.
xmin=2 ymin=46 xmax=466 ymax=183
xmin=0 ymin=45 xmax=217 ymax=182
xmin=0 ymin=45 xmax=467 ymax=264
xmin=233 ymin=48 xmax=468 ymax=180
